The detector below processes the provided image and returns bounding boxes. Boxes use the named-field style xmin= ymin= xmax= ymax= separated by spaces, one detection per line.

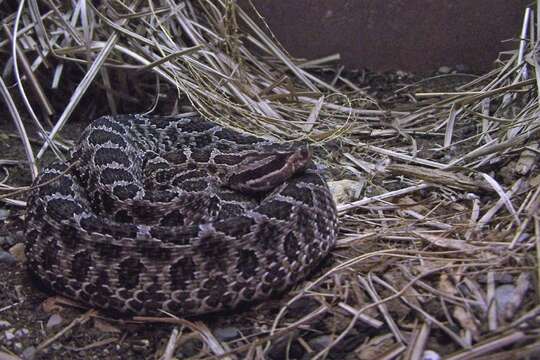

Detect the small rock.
xmin=181 ymin=105 xmax=195 ymax=112
xmin=46 ymin=314 xmax=63 ymax=329
xmin=328 ymin=179 xmax=365 ymax=205
xmin=0 ymin=320 xmax=11 ymax=329
xmin=174 ymin=337 xmax=205 ymax=359
xmin=395 ymin=70 xmax=409 ymax=79
xmin=0 ymin=250 xmax=16 ymax=265
xmin=22 ymin=346 xmax=37 ymax=360
xmin=132 ymin=339 xmax=150 ymax=352
xmin=266 ymin=332 xmax=303 ymax=360
xmin=309 ymin=335 xmax=333 ymax=352
xmin=495 ymin=284 xmax=515 ymax=312
xmin=514 ymin=232 xmax=530 ymax=244
xmin=478 ymin=273 xmax=513 ymax=284
xmin=0 ymin=235 xmax=14 ymax=246
xmin=438 ymin=66 xmax=452 ymax=74
xmin=14 ymin=328 xmax=29 ymax=338
xmin=13 ymin=342 xmax=23 ymax=351
xmin=4 ymin=328 xmax=16 ymax=341
xmin=214 ymin=327 xmax=240 ymax=341
xmin=9 ymin=243 xmax=26 ymax=263
xmin=0 ymin=208 xmax=9 ymax=220
xmin=423 ymin=350 xmax=441 ymax=360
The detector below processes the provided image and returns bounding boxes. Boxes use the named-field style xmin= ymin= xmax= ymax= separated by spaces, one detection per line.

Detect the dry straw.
xmin=1 ymin=1 xmax=539 ymax=359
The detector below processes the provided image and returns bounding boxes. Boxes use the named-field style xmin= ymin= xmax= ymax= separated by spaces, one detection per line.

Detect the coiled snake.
xmin=24 ymin=114 xmax=337 ymax=315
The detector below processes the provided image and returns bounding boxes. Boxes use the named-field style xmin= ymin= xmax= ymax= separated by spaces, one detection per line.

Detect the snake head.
xmin=225 ymin=146 xmax=312 ymax=193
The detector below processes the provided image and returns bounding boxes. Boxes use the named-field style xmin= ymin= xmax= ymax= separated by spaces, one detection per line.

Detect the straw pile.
xmin=0 ymin=1 xmax=539 ymax=359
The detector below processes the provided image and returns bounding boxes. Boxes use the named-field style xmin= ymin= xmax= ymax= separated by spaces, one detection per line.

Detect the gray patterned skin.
xmin=24 ymin=114 xmax=338 ymax=316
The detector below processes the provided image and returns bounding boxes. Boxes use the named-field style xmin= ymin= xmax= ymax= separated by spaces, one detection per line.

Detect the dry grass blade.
xmin=0 ymin=76 xmax=37 ymax=178
xmin=36 ymin=0 xmax=143 ymax=159
xmin=387 ymin=163 xmax=492 ymax=192
xmin=0 ymin=1 xmax=538 ymax=359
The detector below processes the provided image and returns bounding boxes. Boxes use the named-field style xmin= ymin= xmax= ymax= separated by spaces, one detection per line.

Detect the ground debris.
xmin=0 ymin=1 xmax=538 ymax=359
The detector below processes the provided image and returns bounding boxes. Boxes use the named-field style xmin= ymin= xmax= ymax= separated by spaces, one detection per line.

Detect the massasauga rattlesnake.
xmin=24 ymin=114 xmax=338 ymax=316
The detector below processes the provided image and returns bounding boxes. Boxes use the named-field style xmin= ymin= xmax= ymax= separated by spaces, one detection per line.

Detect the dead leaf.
xmin=415 ymin=232 xmax=480 ymax=252
xmin=42 ymin=296 xmax=84 ymax=313
xmin=453 ymin=306 xmax=480 ymax=340
xmin=8 ymin=243 xmax=26 ymax=263
xmin=355 ymin=333 xmax=395 ymax=360
xmin=94 ymin=318 xmax=122 ymax=333
xmin=438 ymin=274 xmax=457 ymax=296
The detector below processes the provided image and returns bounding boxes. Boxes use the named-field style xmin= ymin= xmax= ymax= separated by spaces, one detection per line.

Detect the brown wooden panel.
xmin=241 ymin=1 xmax=528 ymax=72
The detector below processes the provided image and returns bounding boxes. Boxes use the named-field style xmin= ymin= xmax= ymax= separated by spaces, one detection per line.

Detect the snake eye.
xmin=226 ymin=146 xmax=312 ymax=193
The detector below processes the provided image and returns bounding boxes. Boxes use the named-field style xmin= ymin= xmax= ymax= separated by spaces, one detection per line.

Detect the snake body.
xmin=24 ymin=114 xmax=337 ymax=315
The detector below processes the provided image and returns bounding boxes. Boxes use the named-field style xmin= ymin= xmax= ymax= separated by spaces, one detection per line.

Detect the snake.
xmin=24 ymin=114 xmax=338 ymax=316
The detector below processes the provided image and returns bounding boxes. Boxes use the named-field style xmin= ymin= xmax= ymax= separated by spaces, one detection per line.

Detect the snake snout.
xmin=226 ymin=145 xmax=312 ymax=193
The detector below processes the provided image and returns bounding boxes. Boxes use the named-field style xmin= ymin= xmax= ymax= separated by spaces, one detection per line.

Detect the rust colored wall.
xmin=242 ymin=1 xmax=529 ymax=72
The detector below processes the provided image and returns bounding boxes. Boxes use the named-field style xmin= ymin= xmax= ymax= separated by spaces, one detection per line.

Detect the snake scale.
xmin=24 ymin=114 xmax=338 ymax=316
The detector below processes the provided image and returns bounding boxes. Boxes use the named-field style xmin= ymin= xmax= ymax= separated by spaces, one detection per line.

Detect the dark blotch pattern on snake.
xmin=24 ymin=114 xmax=338 ymax=316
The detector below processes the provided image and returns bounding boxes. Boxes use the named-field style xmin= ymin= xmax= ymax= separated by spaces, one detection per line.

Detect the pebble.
xmin=14 ymin=328 xmax=29 ymax=338
xmin=22 ymin=346 xmax=36 ymax=360
xmin=438 ymin=66 xmax=452 ymax=74
xmin=0 ymin=249 xmax=16 ymax=265
xmin=478 ymin=273 xmax=513 ymax=284
xmin=214 ymin=327 xmax=240 ymax=341
xmin=266 ymin=332 xmax=303 ymax=360
xmin=0 ymin=208 xmax=9 ymax=220
xmin=4 ymin=328 xmax=16 ymax=341
xmin=395 ymin=70 xmax=409 ymax=79
xmin=3 ymin=327 xmax=30 ymax=344
xmin=174 ymin=338 xmax=204 ymax=359
xmin=308 ymin=335 xmax=333 ymax=352
xmin=0 ymin=235 xmax=14 ymax=247
xmin=132 ymin=339 xmax=150 ymax=352
xmin=328 ymin=179 xmax=365 ymax=205
xmin=0 ymin=320 xmax=11 ymax=329
xmin=46 ymin=313 xmax=63 ymax=329
xmin=495 ymin=284 xmax=516 ymax=312
xmin=423 ymin=350 xmax=441 ymax=360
